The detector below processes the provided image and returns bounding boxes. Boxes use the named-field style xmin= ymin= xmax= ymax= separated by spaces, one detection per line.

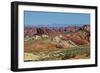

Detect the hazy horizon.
xmin=24 ymin=24 xmax=90 ymax=28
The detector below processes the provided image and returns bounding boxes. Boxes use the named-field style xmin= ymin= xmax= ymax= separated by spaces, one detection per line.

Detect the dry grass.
xmin=24 ymin=47 xmax=90 ymax=62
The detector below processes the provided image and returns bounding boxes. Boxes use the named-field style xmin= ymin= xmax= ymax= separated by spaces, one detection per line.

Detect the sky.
xmin=24 ymin=11 xmax=90 ymax=27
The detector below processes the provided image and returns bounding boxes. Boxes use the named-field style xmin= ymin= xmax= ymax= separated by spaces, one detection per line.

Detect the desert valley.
xmin=24 ymin=24 xmax=90 ymax=62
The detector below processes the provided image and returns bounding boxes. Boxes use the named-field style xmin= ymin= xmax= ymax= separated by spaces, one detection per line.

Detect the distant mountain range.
xmin=24 ymin=24 xmax=90 ymax=37
xmin=25 ymin=24 xmax=89 ymax=28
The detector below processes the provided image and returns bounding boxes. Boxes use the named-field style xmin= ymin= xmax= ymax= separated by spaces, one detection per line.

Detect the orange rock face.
xmin=24 ymin=43 xmax=57 ymax=52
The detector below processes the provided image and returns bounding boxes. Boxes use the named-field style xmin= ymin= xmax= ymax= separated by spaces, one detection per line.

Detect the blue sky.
xmin=24 ymin=11 xmax=90 ymax=27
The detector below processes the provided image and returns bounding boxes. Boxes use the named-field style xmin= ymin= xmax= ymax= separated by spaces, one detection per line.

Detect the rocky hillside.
xmin=25 ymin=25 xmax=90 ymax=43
xmin=24 ymin=25 xmax=90 ymax=52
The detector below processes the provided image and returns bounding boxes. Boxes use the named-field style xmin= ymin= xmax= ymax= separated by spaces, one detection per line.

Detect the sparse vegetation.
xmin=24 ymin=47 xmax=90 ymax=62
